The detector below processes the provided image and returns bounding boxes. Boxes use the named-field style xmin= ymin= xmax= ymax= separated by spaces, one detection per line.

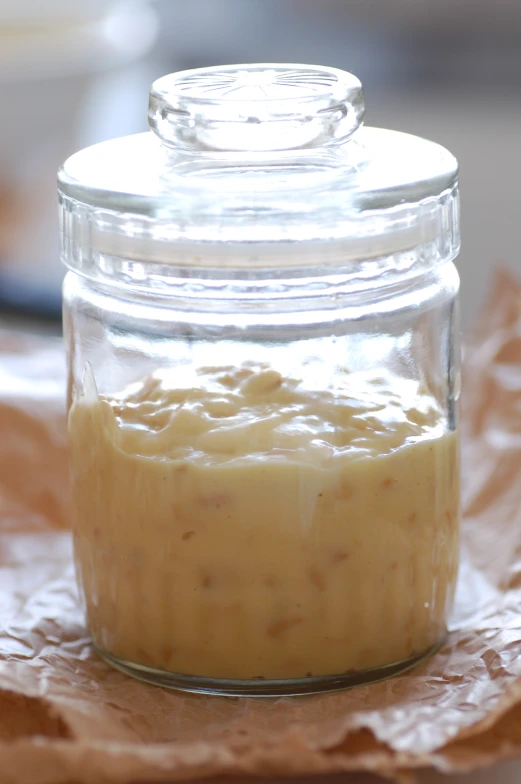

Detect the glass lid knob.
xmin=148 ymin=63 xmax=365 ymax=152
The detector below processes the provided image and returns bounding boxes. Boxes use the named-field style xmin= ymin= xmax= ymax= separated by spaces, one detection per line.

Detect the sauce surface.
xmin=70 ymin=363 xmax=459 ymax=680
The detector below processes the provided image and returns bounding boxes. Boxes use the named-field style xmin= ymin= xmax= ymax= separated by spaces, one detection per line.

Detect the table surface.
xmin=419 ymin=762 xmax=521 ymax=783
xmin=409 ymin=762 xmax=518 ymax=782
xmin=259 ymin=762 xmax=521 ymax=783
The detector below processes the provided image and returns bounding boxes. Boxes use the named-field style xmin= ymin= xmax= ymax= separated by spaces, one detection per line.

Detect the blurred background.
xmin=0 ymin=0 xmax=519 ymax=333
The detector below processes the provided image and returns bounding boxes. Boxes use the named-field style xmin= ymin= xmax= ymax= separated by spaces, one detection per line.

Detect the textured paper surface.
xmin=3 ymin=269 xmax=521 ymax=784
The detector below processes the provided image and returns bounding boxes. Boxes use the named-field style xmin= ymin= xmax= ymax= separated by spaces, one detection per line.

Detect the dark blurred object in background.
xmin=1 ymin=0 xmax=520 ymax=329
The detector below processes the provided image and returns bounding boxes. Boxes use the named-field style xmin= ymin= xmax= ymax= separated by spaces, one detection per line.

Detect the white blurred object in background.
xmin=0 ymin=0 xmax=157 ymax=306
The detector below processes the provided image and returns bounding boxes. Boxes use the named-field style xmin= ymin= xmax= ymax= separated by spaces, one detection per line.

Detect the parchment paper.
xmin=3 ymin=269 xmax=521 ymax=784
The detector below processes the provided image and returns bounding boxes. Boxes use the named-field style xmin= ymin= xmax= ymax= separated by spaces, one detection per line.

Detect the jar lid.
xmin=58 ymin=63 xmax=459 ymax=271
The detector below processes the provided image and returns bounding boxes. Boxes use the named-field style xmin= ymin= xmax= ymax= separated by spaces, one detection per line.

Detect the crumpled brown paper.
xmin=4 ymin=269 xmax=521 ymax=784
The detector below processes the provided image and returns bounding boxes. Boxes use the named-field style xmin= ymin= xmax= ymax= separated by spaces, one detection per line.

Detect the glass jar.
xmin=59 ymin=64 xmax=460 ymax=697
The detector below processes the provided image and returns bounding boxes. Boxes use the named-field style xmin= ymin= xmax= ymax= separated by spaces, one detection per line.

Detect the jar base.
xmin=94 ymin=642 xmax=442 ymax=697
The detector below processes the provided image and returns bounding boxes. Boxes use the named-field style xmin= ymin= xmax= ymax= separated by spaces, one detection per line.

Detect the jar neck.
xmin=64 ymin=261 xmax=460 ymax=338
xmin=62 ymin=238 xmax=459 ymax=315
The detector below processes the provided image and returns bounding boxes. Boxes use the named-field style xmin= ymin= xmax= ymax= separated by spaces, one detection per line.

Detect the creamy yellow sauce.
xmin=69 ymin=362 xmax=459 ymax=681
